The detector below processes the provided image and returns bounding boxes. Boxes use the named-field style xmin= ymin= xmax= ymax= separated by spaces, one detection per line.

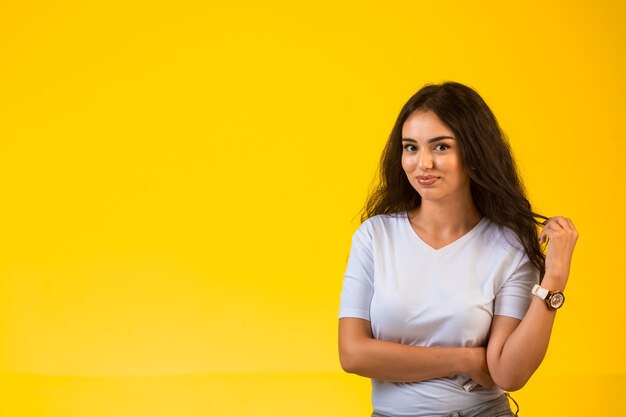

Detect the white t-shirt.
xmin=339 ymin=212 xmax=538 ymax=417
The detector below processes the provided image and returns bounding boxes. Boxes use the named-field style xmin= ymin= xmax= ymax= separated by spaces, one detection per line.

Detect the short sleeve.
xmin=494 ymin=251 xmax=540 ymax=320
xmin=338 ymin=222 xmax=375 ymax=320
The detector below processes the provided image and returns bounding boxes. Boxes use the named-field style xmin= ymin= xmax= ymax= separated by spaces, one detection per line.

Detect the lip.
xmin=416 ymin=175 xmax=439 ymax=186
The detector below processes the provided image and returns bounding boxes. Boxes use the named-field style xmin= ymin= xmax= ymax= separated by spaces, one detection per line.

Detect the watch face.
xmin=549 ymin=292 xmax=565 ymax=309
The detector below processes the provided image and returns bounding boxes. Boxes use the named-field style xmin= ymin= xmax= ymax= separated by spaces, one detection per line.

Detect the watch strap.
xmin=532 ymin=284 xmax=549 ymax=300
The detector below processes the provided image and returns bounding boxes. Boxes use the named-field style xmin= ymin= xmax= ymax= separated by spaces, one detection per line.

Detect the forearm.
xmin=338 ymin=318 xmax=484 ymax=383
xmin=489 ymin=216 xmax=578 ymax=391
xmin=487 ymin=273 xmax=564 ymax=391
xmin=341 ymin=338 xmax=472 ymax=382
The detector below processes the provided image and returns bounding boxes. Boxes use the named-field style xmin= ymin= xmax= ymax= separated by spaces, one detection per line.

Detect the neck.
xmin=410 ymin=196 xmax=482 ymax=235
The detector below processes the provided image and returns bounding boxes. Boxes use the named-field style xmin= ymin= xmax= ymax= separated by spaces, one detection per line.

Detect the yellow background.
xmin=0 ymin=0 xmax=624 ymax=415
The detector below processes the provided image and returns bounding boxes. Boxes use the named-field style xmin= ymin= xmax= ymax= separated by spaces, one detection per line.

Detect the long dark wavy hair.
xmin=363 ymin=81 xmax=547 ymax=279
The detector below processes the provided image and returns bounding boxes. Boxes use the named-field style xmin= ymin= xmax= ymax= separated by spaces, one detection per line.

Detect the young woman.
xmin=338 ymin=82 xmax=578 ymax=417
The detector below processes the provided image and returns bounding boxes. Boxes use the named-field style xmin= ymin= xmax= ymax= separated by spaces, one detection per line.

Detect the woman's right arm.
xmin=340 ymin=223 xmax=492 ymax=385
xmin=338 ymin=317 xmax=494 ymax=386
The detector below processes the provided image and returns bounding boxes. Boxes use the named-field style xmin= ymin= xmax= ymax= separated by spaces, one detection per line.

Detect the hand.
xmin=539 ymin=216 xmax=578 ymax=282
xmin=467 ymin=347 xmax=495 ymax=388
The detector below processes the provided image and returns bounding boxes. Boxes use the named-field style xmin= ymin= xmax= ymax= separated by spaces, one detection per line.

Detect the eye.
xmin=433 ymin=143 xmax=451 ymax=151
xmin=403 ymin=144 xmax=417 ymax=152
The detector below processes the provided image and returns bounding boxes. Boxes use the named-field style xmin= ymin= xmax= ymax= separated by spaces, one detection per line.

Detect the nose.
xmin=417 ymin=149 xmax=434 ymax=171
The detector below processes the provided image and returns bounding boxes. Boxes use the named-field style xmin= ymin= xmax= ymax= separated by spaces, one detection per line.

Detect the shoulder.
xmin=362 ymin=212 xmax=406 ymax=227
xmin=480 ymin=218 xmax=526 ymax=257
xmin=352 ymin=212 xmax=407 ymax=242
xmin=358 ymin=212 xmax=406 ymax=234
xmin=480 ymin=219 xmax=539 ymax=284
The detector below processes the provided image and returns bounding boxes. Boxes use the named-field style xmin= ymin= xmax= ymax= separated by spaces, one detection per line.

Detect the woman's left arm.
xmin=486 ymin=216 xmax=578 ymax=391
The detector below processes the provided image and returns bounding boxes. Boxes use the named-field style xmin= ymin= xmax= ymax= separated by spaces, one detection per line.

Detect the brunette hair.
xmin=363 ymin=81 xmax=547 ymax=278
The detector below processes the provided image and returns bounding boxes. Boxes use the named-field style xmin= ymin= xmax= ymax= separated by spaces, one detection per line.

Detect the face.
xmin=401 ymin=110 xmax=471 ymax=204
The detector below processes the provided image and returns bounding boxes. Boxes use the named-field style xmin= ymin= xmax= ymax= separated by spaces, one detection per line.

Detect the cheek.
xmin=446 ymin=154 xmax=465 ymax=177
xmin=450 ymin=160 xmax=470 ymax=183
xmin=401 ymin=154 xmax=415 ymax=173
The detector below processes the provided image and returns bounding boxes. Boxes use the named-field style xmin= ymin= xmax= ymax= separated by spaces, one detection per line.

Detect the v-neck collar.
xmin=404 ymin=212 xmax=488 ymax=254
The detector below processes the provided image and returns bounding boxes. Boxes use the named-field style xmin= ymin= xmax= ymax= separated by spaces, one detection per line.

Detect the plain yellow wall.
xmin=0 ymin=0 xmax=624 ymax=415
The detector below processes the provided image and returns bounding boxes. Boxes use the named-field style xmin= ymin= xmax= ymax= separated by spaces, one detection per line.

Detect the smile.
xmin=416 ymin=176 xmax=439 ymax=186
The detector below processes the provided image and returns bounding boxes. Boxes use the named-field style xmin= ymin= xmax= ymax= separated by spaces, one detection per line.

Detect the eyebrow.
xmin=401 ymin=136 xmax=455 ymax=144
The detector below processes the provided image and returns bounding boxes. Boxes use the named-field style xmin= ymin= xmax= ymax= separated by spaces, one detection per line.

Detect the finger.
xmin=564 ymin=217 xmax=577 ymax=232
xmin=550 ymin=217 xmax=578 ymax=239
xmin=543 ymin=224 xmax=558 ymax=236
xmin=542 ymin=218 xmax=558 ymax=229
xmin=547 ymin=217 xmax=568 ymax=230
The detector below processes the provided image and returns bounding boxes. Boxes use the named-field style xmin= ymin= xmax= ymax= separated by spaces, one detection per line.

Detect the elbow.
xmin=493 ymin=374 xmax=529 ymax=392
xmin=338 ymin=346 xmax=361 ymax=374
xmin=339 ymin=357 xmax=357 ymax=374
xmin=489 ymin=358 xmax=530 ymax=392
xmin=339 ymin=339 xmax=371 ymax=375
xmin=338 ymin=318 xmax=373 ymax=376
xmin=487 ymin=352 xmax=538 ymax=392
xmin=497 ymin=380 xmax=526 ymax=392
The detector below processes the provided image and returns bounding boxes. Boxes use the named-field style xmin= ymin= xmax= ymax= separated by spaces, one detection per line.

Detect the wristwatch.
xmin=532 ymin=284 xmax=565 ymax=310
